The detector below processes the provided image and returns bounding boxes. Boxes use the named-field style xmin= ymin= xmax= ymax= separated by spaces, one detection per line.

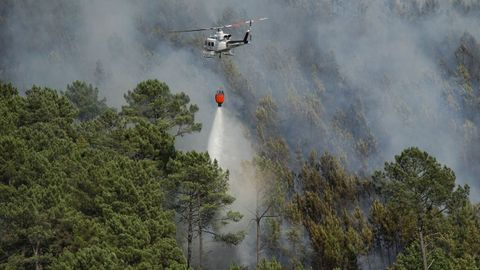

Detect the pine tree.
xmin=296 ymin=152 xmax=372 ymax=269
xmin=64 ymin=80 xmax=108 ymax=121
xmin=168 ymin=151 xmax=243 ymax=269
xmin=122 ymin=79 xmax=201 ymax=137
xmin=0 ymin=82 xmax=186 ymax=269
xmin=374 ymin=147 xmax=470 ymax=270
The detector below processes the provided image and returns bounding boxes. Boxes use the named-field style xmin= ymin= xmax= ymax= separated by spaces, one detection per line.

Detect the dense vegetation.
xmin=1 ymin=1 xmax=480 ymax=269
xmin=246 ymin=97 xmax=480 ymax=270
xmin=0 ymin=80 xmax=242 ymax=269
xmin=0 ymin=78 xmax=479 ymax=269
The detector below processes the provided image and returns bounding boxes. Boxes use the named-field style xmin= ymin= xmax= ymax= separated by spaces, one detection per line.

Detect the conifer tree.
xmin=374 ymin=147 xmax=471 ymax=270
xmin=168 ymin=151 xmax=243 ymax=269
xmin=122 ymin=79 xmax=201 ymax=137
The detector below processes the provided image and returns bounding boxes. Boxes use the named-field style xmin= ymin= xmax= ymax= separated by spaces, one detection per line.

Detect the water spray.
xmin=207 ymin=108 xmax=224 ymax=160
xmin=205 ymin=106 xmax=258 ymax=268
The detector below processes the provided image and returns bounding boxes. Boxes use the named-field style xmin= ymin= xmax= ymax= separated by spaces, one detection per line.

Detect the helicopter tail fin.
xmin=243 ymin=30 xmax=250 ymax=44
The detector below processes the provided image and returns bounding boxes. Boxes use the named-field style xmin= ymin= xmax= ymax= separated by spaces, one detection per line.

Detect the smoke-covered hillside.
xmin=1 ymin=0 xmax=480 ymax=269
xmin=1 ymin=0 xmax=479 ymax=189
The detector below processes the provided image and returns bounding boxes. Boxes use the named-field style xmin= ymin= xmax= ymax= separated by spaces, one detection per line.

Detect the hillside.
xmin=1 ymin=1 xmax=480 ymax=269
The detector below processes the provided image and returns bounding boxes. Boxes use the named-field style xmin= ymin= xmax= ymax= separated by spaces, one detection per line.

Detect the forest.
xmin=1 ymin=0 xmax=480 ymax=269
xmin=0 ymin=79 xmax=478 ymax=269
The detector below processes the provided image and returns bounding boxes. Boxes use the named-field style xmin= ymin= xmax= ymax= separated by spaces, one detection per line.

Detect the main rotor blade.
xmin=170 ymin=17 xmax=268 ymax=33
xmin=169 ymin=27 xmax=220 ymax=33
xmin=223 ymin=17 xmax=268 ymax=28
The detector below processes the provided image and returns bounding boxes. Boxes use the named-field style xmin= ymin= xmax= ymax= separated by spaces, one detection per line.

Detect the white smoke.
xmin=2 ymin=1 xmax=480 ymax=268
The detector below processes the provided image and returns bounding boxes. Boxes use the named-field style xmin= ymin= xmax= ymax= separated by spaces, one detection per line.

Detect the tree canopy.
xmin=372 ymin=147 xmax=476 ymax=270
xmin=64 ymin=81 xmax=108 ymax=121
xmin=0 ymin=80 xmax=202 ymax=269
xmin=122 ymin=79 xmax=202 ymax=137
xmin=1 ymin=80 xmax=479 ymax=270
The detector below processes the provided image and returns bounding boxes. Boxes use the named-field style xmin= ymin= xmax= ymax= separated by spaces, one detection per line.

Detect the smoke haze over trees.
xmin=1 ymin=0 xmax=480 ymax=269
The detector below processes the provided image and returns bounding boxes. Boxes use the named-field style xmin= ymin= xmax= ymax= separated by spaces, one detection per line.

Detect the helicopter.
xmin=170 ymin=18 xmax=268 ymax=58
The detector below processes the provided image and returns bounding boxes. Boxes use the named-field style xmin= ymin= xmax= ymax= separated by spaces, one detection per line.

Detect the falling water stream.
xmin=205 ymin=107 xmax=257 ymax=268
xmin=207 ymin=108 xmax=224 ymax=161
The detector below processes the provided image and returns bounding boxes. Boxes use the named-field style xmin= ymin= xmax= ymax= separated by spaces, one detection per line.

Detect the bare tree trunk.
xmin=256 ymin=218 xmax=260 ymax=266
xmin=187 ymin=210 xmax=193 ymax=269
xmin=419 ymin=230 xmax=428 ymax=270
xmin=198 ymin=224 xmax=203 ymax=270
xmin=291 ymin=230 xmax=296 ymax=268
xmin=366 ymin=249 xmax=372 ymax=270
xmin=33 ymin=241 xmax=42 ymax=270
xmin=196 ymin=195 xmax=203 ymax=270
xmin=256 ymin=186 xmax=261 ymax=267
xmin=387 ymin=245 xmax=391 ymax=266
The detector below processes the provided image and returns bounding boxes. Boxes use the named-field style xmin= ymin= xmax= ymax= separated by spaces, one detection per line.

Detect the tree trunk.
xmin=256 ymin=188 xmax=261 ymax=267
xmin=387 ymin=245 xmax=391 ymax=265
xmin=187 ymin=210 xmax=193 ymax=269
xmin=197 ymin=195 xmax=203 ymax=270
xmin=198 ymin=224 xmax=203 ymax=270
xmin=256 ymin=218 xmax=260 ymax=266
xmin=419 ymin=230 xmax=428 ymax=270
xmin=33 ymin=241 xmax=42 ymax=270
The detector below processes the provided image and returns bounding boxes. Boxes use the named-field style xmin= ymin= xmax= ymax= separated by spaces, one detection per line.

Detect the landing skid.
xmin=219 ymin=50 xmax=234 ymax=58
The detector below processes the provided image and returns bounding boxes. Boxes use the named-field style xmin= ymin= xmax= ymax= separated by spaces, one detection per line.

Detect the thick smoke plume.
xmin=2 ymin=0 xmax=480 ymax=268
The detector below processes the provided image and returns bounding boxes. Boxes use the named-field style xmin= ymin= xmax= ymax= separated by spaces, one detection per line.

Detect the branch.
xmin=202 ymin=229 xmax=219 ymax=237
xmin=437 ymin=205 xmax=448 ymax=214
xmin=202 ymin=229 xmax=245 ymax=245
xmin=427 ymin=259 xmax=435 ymax=270
xmin=262 ymin=215 xmax=279 ymax=218
xmin=259 ymin=203 xmax=272 ymax=219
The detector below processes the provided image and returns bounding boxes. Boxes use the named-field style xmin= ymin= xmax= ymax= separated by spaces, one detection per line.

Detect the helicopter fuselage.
xmin=169 ymin=17 xmax=266 ymax=58
xmin=202 ymin=29 xmax=249 ymax=58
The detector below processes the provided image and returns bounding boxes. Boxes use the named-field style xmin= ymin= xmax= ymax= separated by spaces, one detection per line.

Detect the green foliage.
xmin=391 ymin=241 xmax=477 ymax=270
xmin=0 ymin=81 xmax=18 ymax=98
xmin=373 ymin=147 xmax=479 ymax=269
xmin=64 ymin=80 xmax=108 ymax=121
xmin=255 ymin=95 xmax=279 ymax=144
xmin=257 ymin=258 xmax=283 ymax=270
xmin=23 ymin=86 xmax=77 ymax=128
xmin=113 ymin=118 xmax=175 ymax=167
xmin=0 ymin=82 xmax=187 ymax=269
xmin=254 ymin=95 xmax=293 ymax=209
xmin=264 ymin=218 xmax=281 ymax=252
xmin=0 ymin=82 xmax=24 ymax=135
xmin=168 ymin=151 xmax=234 ymax=224
xmin=122 ymin=79 xmax=201 ymax=137
xmin=373 ymin=147 xmax=469 ymax=238
xmin=229 ymin=263 xmax=248 ymax=270
xmin=296 ymin=152 xmax=372 ymax=270
xmin=225 ymin=210 xmax=244 ymax=223
xmin=77 ymin=111 xmax=176 ymax=169
xmin=214 ymin=231 xmax=246 ymax=245
xmin=457 ymin=64 xmax=472 ymax=91
xmin=167 ymin=151 xmax=243 ymax=267
xmin=2 ymin=73 xmax=478 ymax=270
